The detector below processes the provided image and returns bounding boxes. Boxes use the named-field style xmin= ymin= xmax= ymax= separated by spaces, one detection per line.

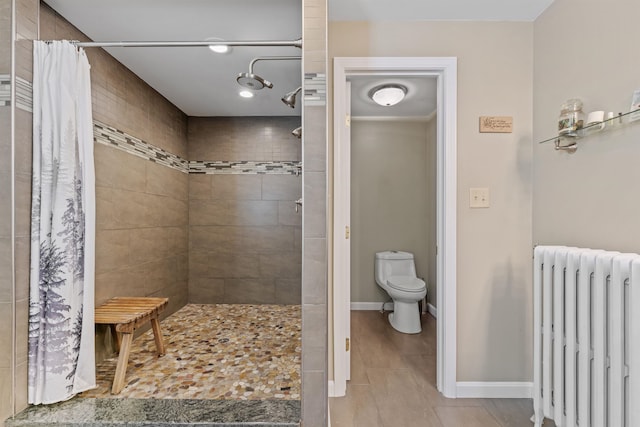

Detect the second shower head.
xmin=282 ymin=86 xmax=302 ymax=108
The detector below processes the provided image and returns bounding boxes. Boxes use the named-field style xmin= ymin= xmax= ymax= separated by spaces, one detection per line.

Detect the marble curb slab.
xmin=6 ymin=398 xmax=301 ymax=427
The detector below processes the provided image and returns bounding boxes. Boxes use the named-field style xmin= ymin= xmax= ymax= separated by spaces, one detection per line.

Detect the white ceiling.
xmin=44 ymin=0 xmax=554 ymax=118
xmin=44 ymin=0 xmax=303 ymax=117
xmin=330 ymin=0 xmax=555 ymax=21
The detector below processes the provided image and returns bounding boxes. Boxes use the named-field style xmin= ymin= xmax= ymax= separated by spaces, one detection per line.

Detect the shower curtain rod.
xmin=66 ymin=38 xmax=302 ymax=48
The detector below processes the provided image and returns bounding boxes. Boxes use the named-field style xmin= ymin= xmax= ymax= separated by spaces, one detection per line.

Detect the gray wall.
xmin=187 ymin=117 xmax=302 ymax=305
xmin=533 ymin=0 xmax=640 ymax=253
xmin=350 ymin=119 xmax=436 ymax=304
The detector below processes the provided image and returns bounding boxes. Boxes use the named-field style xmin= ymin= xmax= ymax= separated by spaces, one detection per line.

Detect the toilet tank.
xmin=374 ymin=251 xmax=417 ymax=285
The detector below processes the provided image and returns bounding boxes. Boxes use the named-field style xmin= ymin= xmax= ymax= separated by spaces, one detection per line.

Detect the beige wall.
xmin=187 ymin=117 xmax=302 ymax=305
xmin=350 ymin=119 xmax=435 ymax=304
xmin=329 ymin=21 xmax=534 ymax=382
xmin=533 ymin=0 xmax=640 ymax=252
xmin=41 ymin=4 xmax=190 ymax=363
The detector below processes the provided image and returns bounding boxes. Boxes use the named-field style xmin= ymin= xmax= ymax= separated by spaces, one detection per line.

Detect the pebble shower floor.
xmin=79 ymin=304 xmax=301 ymax=400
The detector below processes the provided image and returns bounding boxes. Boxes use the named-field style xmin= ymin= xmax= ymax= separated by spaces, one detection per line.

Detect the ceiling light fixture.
xmin=369 ymin=84 xmax=407 ymax=106
xmin=239 ymin=90 xmax=254 ymax=98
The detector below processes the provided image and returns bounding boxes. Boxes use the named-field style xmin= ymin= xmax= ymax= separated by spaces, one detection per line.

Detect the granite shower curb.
xmin=6 ymin=398 xmax=301 ymax=427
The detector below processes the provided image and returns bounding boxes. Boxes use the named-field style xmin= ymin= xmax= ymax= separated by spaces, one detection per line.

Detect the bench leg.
xmin=112 ymin=332 xmax=133 ymax=394
xmin=110 ymin=324 xmax=121 ymax=353
xmin=151 ymin=317 xmax=166 ymax=356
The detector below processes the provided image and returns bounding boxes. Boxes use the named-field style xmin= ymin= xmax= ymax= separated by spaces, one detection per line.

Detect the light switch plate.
xmin=470 ymin=187 xmax=490 ymax=208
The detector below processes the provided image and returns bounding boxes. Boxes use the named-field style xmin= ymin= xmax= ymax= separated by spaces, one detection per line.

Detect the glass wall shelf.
xmin=538 ymin=109 xmax=640 ymax=153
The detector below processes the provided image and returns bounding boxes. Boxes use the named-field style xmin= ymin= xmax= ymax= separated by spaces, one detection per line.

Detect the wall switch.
xmin=469 ymin=187 xmax=490 ymax=208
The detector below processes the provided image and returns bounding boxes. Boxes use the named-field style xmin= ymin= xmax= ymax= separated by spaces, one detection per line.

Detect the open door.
xmin=332 ymin=57 xmax=458 ymax=399
xmin=332 ymin=81 xmax=351 ymax=396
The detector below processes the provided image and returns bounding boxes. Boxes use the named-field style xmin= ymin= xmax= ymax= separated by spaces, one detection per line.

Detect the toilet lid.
xmin=387 ymin=276 xmax=426 ymax=292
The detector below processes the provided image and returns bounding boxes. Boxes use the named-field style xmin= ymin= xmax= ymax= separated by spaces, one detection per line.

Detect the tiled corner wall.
xmin=1 ymin=0 xmax=40 ymax=420
xmin=0 ymin=0 xmax=14 ymax=420
xmin=301 ymin=0 xmax=328 ymax=425
xmin=187 ymin=117 xmax=303 ymax=305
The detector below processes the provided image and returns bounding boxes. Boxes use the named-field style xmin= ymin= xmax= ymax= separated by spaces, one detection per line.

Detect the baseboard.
xmin=427 ymin=303 xmax=437 ymax=318
xmin=351 ymin=301 xmax=437 ymax=318
xmin=456 ymin=382 xmax=533 ymax=399
xmin=350 ymin=302 xmax=393 ymax=311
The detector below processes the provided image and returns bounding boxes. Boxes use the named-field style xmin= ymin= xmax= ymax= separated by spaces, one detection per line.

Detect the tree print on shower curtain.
xmin=28 ymin=40 xmax=96 ymax=405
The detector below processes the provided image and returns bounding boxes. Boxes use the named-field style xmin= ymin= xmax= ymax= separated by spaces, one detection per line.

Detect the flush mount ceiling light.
xmin=239 ymin=90 xmax=254 ymax=98
xmin=205 ymin=37 xmax=232 ymax=54
xmin=369 ymin=84 xmax=408 ymax=106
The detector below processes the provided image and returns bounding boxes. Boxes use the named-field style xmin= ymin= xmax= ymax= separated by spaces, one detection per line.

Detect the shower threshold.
xmin=5 ymin=398 xmax=301 ymax=426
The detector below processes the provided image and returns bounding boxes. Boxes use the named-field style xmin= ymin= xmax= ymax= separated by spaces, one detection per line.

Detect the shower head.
xmin=236 ymin=57 xmax=300 ymax=91
xmin=292 ymin=126 xmax=302 ymax=139
xmin=236 ymin=72 xmax=273 ymax=90
xmin=282 ymin=86 xmax=302 ymax=108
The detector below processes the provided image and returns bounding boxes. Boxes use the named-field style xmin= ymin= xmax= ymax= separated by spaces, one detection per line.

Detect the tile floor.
xmin=79 ymin=304 xmax=301 ymax=400
xmin=329 ymin=311 xmax=555 ymax=427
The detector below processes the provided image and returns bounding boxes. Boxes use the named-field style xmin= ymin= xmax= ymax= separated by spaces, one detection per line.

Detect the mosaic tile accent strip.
xmin=6 ymin=77 xmax=299 ymax=175
xmin=304 ymin=73 xmax=326 ymax=106
xmin=0 ymin=74 xmax=9 ymax=107
xmin=189 ymin=160 xmax=302 ymax=175
xmin=16 ymin=76 xmax=33 ymax=112
xmin=0 ymin=74 xmax=34 ymax=111
xmin=80 ymin=304 xmax=301 ymax=400
xmin=93 ymin=120 xmax=189 ymax=173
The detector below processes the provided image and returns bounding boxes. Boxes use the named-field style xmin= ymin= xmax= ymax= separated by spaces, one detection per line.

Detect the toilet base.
xmin=388 ymin=300 xmax=422 ymax=334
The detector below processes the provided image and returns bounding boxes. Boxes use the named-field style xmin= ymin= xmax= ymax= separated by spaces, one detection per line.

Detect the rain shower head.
xmin=282 ymin=86 xmax=302 ymax=108
xmin=236 ymin=72 xmax=273 ymax=90
xmin=236 ymin=56 xmax=300 ymax=91
xmin=292 ymin=126 xmax=302 ymax=139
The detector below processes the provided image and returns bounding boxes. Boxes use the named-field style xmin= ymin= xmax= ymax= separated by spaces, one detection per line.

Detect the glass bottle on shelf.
xmin=558 ymin=99 xmax=585 ymax=137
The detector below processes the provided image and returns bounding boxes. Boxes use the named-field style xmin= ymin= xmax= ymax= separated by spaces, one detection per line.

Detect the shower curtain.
xmin=28 ymin=40 xmax=96 ymax=405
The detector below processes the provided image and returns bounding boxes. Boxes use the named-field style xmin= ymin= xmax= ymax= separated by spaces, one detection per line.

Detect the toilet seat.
xmin=387 ymin=276 xmax=426 ymax=293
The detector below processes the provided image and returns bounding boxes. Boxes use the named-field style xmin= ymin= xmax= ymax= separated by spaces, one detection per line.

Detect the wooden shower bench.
xmin=95 ymin=297 xmax=169 ymax=394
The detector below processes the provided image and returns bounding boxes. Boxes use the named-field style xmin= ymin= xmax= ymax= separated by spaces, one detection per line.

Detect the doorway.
xmin=332 ymin=57 xmax=458 ymax=398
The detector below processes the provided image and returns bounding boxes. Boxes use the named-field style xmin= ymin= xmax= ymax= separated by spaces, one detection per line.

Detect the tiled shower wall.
xmin=301 ymin=0 xmax=328 ymax=425
xmin=40 ymin=4 xmax=190 ymax=364
xmin=1 ymin=0 xmax=40 ymax=420
xmin=187 ymin=117 xmax=302 ymax=305
xmin=0 ymin=0 xmax=14 ymax=420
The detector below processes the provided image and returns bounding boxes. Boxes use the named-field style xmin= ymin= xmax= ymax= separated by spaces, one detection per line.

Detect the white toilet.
xmin=375 ymin=251 xmax=427 ymax=334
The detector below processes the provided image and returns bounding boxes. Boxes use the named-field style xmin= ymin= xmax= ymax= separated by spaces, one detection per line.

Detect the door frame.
xmin=332 ymin=57 xmax=458 ymax=398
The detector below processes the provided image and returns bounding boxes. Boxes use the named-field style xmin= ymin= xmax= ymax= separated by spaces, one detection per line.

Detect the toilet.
xmin=375 ymin=251 xmax=427 ymax=334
